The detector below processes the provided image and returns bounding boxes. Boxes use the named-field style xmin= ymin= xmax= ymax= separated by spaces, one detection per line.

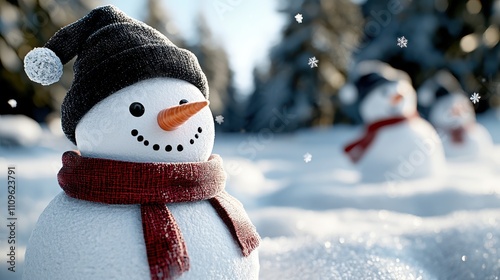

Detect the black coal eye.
xmin=129 ymin=102 xmax=145 ymax=117
xmin=179 ymin=99 xmax=189 ymax=105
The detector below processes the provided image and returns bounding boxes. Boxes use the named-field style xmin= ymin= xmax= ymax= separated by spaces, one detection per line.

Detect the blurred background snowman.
xmin=418 ymin=70 xmax=495 ymax=160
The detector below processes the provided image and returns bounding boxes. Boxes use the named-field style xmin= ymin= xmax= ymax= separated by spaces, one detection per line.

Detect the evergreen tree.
xmin=356 ymin=0 xmax=500 ymax=114
xmin=145 ymin=0 xmax=184 ymax=47
xmin=0 ymin=0 xmax=100 ymax=122
xmin=220 ymin=71 xmax=246 ymax=132
xmin=188 ymin=14 xmax=242 ymax=132
xmin=244 ymin=0 xmax=363 ymax=132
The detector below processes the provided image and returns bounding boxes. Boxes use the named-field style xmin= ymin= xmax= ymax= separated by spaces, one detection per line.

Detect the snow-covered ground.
xmin=1 ymin=110 xmax=499 ymax=279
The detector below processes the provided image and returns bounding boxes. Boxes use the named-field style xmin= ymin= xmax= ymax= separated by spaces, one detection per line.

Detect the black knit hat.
xmin=24 ymin=5 xmax=209 ymax=145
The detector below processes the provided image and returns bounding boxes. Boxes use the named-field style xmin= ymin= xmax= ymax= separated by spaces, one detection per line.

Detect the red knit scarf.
xmin=344 ymin=114 xmax=418 ymax=163
xmin=450 ymin=127 xmax=465 ymax=144
xmin=57 ymin=151 xmax=260 ymax=280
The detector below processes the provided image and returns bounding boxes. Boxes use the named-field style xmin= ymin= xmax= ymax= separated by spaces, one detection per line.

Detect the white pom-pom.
xmin=24 ymin=47 xmax=63 ymax=86
xmin=338 ymin=83 xmax=358 ymax=105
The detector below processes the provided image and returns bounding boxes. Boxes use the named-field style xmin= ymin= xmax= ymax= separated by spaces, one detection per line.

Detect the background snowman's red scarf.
xmin=344 ymin=114 xmax=418 ymax=163
xmin=447 ymin=123 xmax=475 ymax=144
xmin=450 ymin=127 xmax=466 ymax=144
xmin=57 ymin=151 xmax=260 ymax=280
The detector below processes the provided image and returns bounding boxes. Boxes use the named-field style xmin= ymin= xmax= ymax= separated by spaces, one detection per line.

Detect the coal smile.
xmin=130 ymin=127 xmax=203 ymax=152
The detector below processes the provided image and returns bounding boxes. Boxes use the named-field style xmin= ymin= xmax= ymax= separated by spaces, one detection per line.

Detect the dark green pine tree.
xmin=145 ymin=0 xmax=185 ymax=47
xmin=357 ymin=0 xmax=499 ymax=113
xmin=188 ymin=14 xmax=243 ymax=132
xmin=244 ymin=0 xmax=363 ymax=132
xmin=0 ymin=0 xmax=100 ymax=122
xmin=219 ymin=71 xmax=246 ymax=132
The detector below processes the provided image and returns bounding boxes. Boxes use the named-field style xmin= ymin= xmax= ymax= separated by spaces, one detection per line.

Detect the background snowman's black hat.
xmin=417 ymin=70 xmax=465 ymax=119
xmin=417 ymin=70 xmax=464 ymax=107
xmin=337 ymin=60 xmax=412 ymax=122
xmin=23 ymin=5 xmax=208 ymax=145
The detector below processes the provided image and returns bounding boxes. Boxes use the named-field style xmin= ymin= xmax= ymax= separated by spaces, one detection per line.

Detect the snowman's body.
xmin=24 ymin=194 xmax=258 ymax=280
xmin=23 ymin=78 xmax=259 ymax=280
xmin=436 ymin=125 xmax=493 ymax=160
xmin=357 ymin=118 xmax=446 ymax=182
xmin=352 ymin=79 xmax=446 ymax=182
xmin=429 ymin=94 xmax=494 ymax=160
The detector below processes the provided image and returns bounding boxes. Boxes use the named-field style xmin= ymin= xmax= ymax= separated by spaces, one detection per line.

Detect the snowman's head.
xmin=418 ymin=70 xmax=476 ymax=129
xmin=359 ymin=79 xmax=417 ymax=123
xmin=339 ymin=60 xmax=416 ymax=124
xmin=75 ymin=77 xmax=214 ymax=163
xmin=429 ymin=93 xmax=475 ymax=129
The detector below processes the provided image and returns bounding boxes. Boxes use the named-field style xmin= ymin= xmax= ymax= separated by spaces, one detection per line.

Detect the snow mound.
xmin=254 ymin=208 xmax=500 ymax=280
xmin=0 ymin=115 xmax=42 ymax=147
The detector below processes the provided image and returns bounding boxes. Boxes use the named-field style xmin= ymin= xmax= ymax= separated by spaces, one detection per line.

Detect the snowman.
xmin=339 ymin=60 xmax=446 ymax=183
xmin=418 ymin=70 xmax=494 ymax=160
xmin=22 ymin=5 xmax=259 ymax=280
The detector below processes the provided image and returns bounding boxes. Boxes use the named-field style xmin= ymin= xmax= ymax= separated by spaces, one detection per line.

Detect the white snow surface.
xmin=1 ymin=112 xmax=500 ymax=280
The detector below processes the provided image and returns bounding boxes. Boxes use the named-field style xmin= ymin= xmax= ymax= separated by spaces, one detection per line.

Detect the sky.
xmin=106 ymin=0 xmax=286 ymax=94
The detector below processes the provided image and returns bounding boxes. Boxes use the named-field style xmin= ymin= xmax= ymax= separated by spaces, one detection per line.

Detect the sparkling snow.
xmin=1 ymin=113 xmax=499 ymax=279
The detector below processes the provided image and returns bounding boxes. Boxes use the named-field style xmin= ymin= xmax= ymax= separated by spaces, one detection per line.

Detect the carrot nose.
xmin=157 ymin=100 xmax=209 ymax=131
xmin=451 ymin=105 xmax=463 ymax=117
xmin=390 ymin=93 xmax=403 ymax=106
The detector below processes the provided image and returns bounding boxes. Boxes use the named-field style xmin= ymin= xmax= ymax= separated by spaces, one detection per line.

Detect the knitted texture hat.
xmin=24 ymin=5 xmax=209 ymax=145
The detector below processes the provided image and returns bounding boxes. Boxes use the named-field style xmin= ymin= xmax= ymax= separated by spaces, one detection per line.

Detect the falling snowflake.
xmin=295 ymin=13 xmax=303 ymax=23
xmin=308 ymin=57 xmax=318 ymax=68
xmin=7 ymin=99 xmax=17 ymax=108
xmin=470 ymin=92 xmax=481 ymax=104
xmin=397 ymin=36 xmax=408 ymax=48
xmin=303 ymin=152 xmax=312 ymax=163
xmin=215 ymin=115 xmax=224 ymax=125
